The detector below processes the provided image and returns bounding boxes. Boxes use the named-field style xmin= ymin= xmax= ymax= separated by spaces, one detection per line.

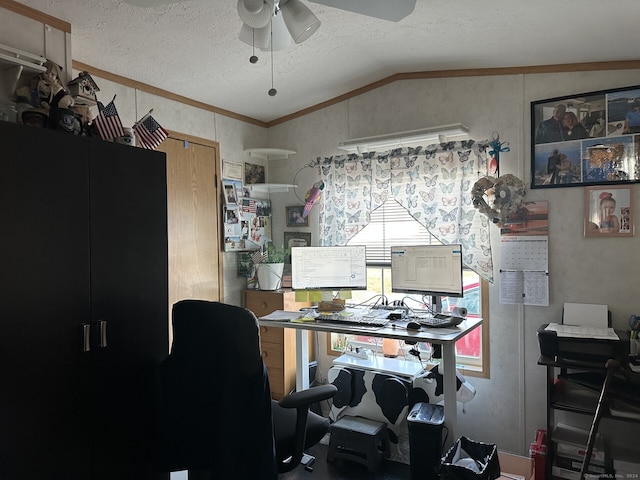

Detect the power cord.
xmin=407 ymin=346 xmax=427 ymax=369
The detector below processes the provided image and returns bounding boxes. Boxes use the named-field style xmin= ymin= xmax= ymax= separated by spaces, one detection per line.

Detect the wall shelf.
xmin=0 ymin=43 xmax=46 ymax=99
xmin=247 ymin=183 xmax=296 ymax=193
xmin=245 ymin=148 xmax=296 ymax=161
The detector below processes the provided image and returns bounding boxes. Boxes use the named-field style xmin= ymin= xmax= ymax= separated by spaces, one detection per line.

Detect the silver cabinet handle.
xmin=99 ymin=320 xmax=107 ymax=348
xmin=82 ymin=324 xmax=91 ymax=352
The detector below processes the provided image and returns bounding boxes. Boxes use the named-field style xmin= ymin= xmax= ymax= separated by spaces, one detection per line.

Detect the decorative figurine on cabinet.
xmin=15 ymin=60 xmax=81 ymax=133
xmin=15 ymin=60 xmax=74 ymax=111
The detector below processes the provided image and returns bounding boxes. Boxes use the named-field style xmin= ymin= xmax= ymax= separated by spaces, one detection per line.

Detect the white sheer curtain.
xmin=315 ymin=140 xmax=494 ymax=282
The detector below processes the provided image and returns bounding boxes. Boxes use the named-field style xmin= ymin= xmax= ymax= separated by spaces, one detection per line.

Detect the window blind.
xmin=348 ymin=199 xmax=437 ymax=265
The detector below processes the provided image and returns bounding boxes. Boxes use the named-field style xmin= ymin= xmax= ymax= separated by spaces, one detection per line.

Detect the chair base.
xmin=301 ymin=453 xmax=316 ymax=472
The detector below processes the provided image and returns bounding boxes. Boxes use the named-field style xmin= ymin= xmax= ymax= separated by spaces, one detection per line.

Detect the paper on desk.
xmin=563 ymin=302 xmax=608 ymax=327
xmin=545 ymin=322 xmax=619 ymax=340
xmin=260 ymin=310 xmax=302 ymax=321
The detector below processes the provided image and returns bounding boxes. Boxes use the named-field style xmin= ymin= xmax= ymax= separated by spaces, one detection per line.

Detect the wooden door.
xmin=0 ymin=122 xmax=93 ymax=479
xmin=159 ymin=135 xmax=221 ymax=335
xmin=88 ymin=139 xmax=169 ymax=480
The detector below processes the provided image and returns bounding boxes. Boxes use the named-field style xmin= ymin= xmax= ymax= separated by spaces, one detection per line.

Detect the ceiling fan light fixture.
xmin=239 ymin=23 xmax=271 ymax=49
xmin=237 ymin=0 xmax=274 ymax=28
xmin=242 ymin=0 xmax=266 ymax=13
xmin=280 ymin=0 xmax=321 ymax=44
xmin=238 ymin=14 xmax=292 ymax=51
xmin=268 ymin=12 xmax=293 ymax=50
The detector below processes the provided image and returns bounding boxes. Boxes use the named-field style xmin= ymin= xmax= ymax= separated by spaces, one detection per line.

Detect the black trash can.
xmin=407 ymin=402 xmax=445 ymax=480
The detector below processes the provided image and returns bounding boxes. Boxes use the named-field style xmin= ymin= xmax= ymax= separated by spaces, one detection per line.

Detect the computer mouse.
xmin=406 ymin=321 xmax=421 ymax=331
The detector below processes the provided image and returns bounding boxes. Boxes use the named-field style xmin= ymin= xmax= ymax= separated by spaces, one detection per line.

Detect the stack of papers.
xmin=260 ymin=310 xmax=304 ymax=321
xmin=544 ymin=323 xmax=618 ymax=340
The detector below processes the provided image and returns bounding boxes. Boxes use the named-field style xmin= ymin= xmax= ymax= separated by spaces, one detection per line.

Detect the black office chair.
xmin=155 ymin=300 xmax=336 ymax=479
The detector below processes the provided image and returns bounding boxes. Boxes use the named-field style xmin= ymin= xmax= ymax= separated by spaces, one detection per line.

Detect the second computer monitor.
xmin=390 ymin=244 xmax=464 ymax=298
xmin=291 ymin=245 xmax=367 ymax=290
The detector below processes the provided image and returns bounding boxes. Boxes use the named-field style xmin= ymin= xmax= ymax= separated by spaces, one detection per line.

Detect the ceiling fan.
xmin=125 ymin=0 xmax=416 ymax=23
xmin=307 ymin=0 xmax=416 ymax=22
xmin=124 ymin=0 xmax=416 ymax=95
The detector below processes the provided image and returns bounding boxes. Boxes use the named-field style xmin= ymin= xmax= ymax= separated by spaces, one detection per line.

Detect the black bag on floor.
xmin=440 ymin=436 xmax=501 ymax=480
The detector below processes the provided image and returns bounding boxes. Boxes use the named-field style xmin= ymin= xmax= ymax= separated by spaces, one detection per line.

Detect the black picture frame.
xmin=531 ymin=84 xmax=640 ymax=189
xmin=283 ymin=231 xmax=312 ymax=264
xmin=286 ymin=205 xmax=309 ymax=227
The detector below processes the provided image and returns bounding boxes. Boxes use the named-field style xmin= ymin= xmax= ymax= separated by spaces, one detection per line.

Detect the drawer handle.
xmin=82 ymin=324 xmax=91 ymax=352
xmin=262 ymin=351 xmax=268 ymax=358
xmin=261 ymin=302 xmax=267 ymax=308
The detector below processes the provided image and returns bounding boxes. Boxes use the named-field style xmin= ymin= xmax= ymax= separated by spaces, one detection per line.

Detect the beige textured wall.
xmin=266 ymin=70 xmax=640 ymax=454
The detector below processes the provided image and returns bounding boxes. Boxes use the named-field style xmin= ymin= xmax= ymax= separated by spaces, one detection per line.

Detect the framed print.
xmin=584 ymin=185 xmax=634 ymax=237
xmin=531 ymin=85 xmax=640 ymax=189
xmin=244 ymin=162 xmax=266 ymax=184
xmin=286 ymin=205 xmax=308 ymax=227
xmin=222 ymin=180 xmax=239 ymax=205
xmin=222 ymin=160 xmax=243 ymax=181
xmin=283 ymin=231 xmax=311 ymax=264
xmin=283 ymin=231 xmax=311 ymax=249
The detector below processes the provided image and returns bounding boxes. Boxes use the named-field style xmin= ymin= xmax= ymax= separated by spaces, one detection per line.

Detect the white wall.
xmin=265 ymin=71 xmax=640 ymax=455
xmin=4 ymin=4 xmax=638 ymax=457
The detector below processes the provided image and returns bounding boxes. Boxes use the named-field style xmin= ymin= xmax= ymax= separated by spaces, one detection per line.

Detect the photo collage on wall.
xmin=531 ymin=85 xmax=640 ymax=189
xmin=222 ymin=178 xmax=272 ymax=252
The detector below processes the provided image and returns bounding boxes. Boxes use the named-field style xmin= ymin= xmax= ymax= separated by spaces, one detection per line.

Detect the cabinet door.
xmin=0 ymin=122 xmax=93 ymax=479
xmin=88 ymin=140 xmax=169 ymax=480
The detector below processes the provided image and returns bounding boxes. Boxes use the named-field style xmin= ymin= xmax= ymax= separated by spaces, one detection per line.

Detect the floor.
xmin=279 ymin=443 xmax=411 ymax=480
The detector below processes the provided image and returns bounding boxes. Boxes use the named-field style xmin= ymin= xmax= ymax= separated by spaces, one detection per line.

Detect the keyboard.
xmin=413 ymin=313 xmax=464 ymax=328
xmin=315 ymin=311 xmax=390 ymax=327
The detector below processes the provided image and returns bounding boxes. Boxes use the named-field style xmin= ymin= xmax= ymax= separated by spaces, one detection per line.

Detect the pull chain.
xmin=268 ymin=17 xmax=277 ymax=96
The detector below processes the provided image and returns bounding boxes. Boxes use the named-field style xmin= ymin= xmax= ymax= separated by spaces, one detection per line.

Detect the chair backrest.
xmin=156 ymin=300 xmax=277 ymax=479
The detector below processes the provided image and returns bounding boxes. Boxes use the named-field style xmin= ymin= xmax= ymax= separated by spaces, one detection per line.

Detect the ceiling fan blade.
xmin=124 ymin=0 xmax=183 ymax=7
xmin=307 ymin=0 xmax=416 ymax=21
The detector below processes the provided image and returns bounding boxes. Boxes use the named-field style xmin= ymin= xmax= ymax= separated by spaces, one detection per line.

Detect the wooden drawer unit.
xmin=243 ymin=290 xmax=313 ymax=400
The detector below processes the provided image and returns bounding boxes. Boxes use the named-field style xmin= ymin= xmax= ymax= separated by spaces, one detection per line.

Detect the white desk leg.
xmin=295 ymin=328 xmax=310 ymax=391
xmin=441 ymin=343 xmax=457 ymax=447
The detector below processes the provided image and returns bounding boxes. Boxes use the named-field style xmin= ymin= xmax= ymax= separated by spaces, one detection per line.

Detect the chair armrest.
xmin=279 ymin=384 xmax=337 ymax=409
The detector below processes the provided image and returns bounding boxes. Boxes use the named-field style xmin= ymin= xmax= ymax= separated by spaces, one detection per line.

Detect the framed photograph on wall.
xmin=244 ymin=162 xmax=266 ymax=184
xmin=222 ymin=160 xmax=243 ymax=181
xmin=584 ymin=185 xmax=634 ymax=237
xmin=283 ymin=232 xmax=311 ymax=264
xmin=531 ymin=85 xmax=640 ymax=189
xmin=222 ymin=180 xmax=239 ymax=205
xmin=283 ymin=231 xmax=311 ymax=249
xmin=286 ymin=205 xmax=309 ymax=227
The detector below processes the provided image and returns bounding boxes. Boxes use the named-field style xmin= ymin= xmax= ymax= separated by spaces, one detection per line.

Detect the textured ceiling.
xmin=16 ymin=0 xmax=640 ymax=123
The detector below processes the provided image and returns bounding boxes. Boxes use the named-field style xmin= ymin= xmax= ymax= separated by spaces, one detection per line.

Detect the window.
xmin=327 ymin=199 xmax=490 ymax=378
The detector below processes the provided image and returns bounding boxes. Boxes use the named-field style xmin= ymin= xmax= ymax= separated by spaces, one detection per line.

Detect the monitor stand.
xmin=431 ymin=295 xmax=443 ymax=314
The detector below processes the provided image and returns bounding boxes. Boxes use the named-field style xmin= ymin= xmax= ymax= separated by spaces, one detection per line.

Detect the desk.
xmin=258 ymin=315 xmax=482 ymax=443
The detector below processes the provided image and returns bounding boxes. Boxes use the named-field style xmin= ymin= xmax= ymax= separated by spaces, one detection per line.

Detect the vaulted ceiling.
xmin=16 ymin=0 xmax=640 ymax=123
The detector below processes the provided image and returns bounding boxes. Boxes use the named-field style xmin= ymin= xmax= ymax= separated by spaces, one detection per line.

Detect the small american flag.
xmin=242 ymin=199 xmax=257 ymax=213
xmin=133 ymin=113 xmax=168 ymax=150
xmin=94 ymin=99 xmax=125 ymax=140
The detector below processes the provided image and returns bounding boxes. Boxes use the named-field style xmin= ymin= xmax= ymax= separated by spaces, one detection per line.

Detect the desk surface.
xmin=258 ymin=313 xmax=482 ymax=344
xmin=259 ymin=311 xmax=482 ymax=447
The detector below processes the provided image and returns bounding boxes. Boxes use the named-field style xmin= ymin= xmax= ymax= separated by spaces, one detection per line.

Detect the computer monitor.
xmin=390 ymin=244 xmax=463 ymax=312
xmin=291 ymin=246 xmax=367 ymax=290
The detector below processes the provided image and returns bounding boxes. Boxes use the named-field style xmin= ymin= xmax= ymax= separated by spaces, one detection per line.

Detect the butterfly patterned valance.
xmin=314 ymin=140 xmax=494 ymax=283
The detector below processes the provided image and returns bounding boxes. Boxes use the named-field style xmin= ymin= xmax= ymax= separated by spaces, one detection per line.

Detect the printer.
xmin=538 ymin=303 xmax=629 ymax=364
xmin=537 ymin=323 xmax=629 ymax=364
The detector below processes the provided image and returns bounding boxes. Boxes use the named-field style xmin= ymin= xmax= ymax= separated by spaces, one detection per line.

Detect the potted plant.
xmin=255 ymin=244 xmax=288 ymax=290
